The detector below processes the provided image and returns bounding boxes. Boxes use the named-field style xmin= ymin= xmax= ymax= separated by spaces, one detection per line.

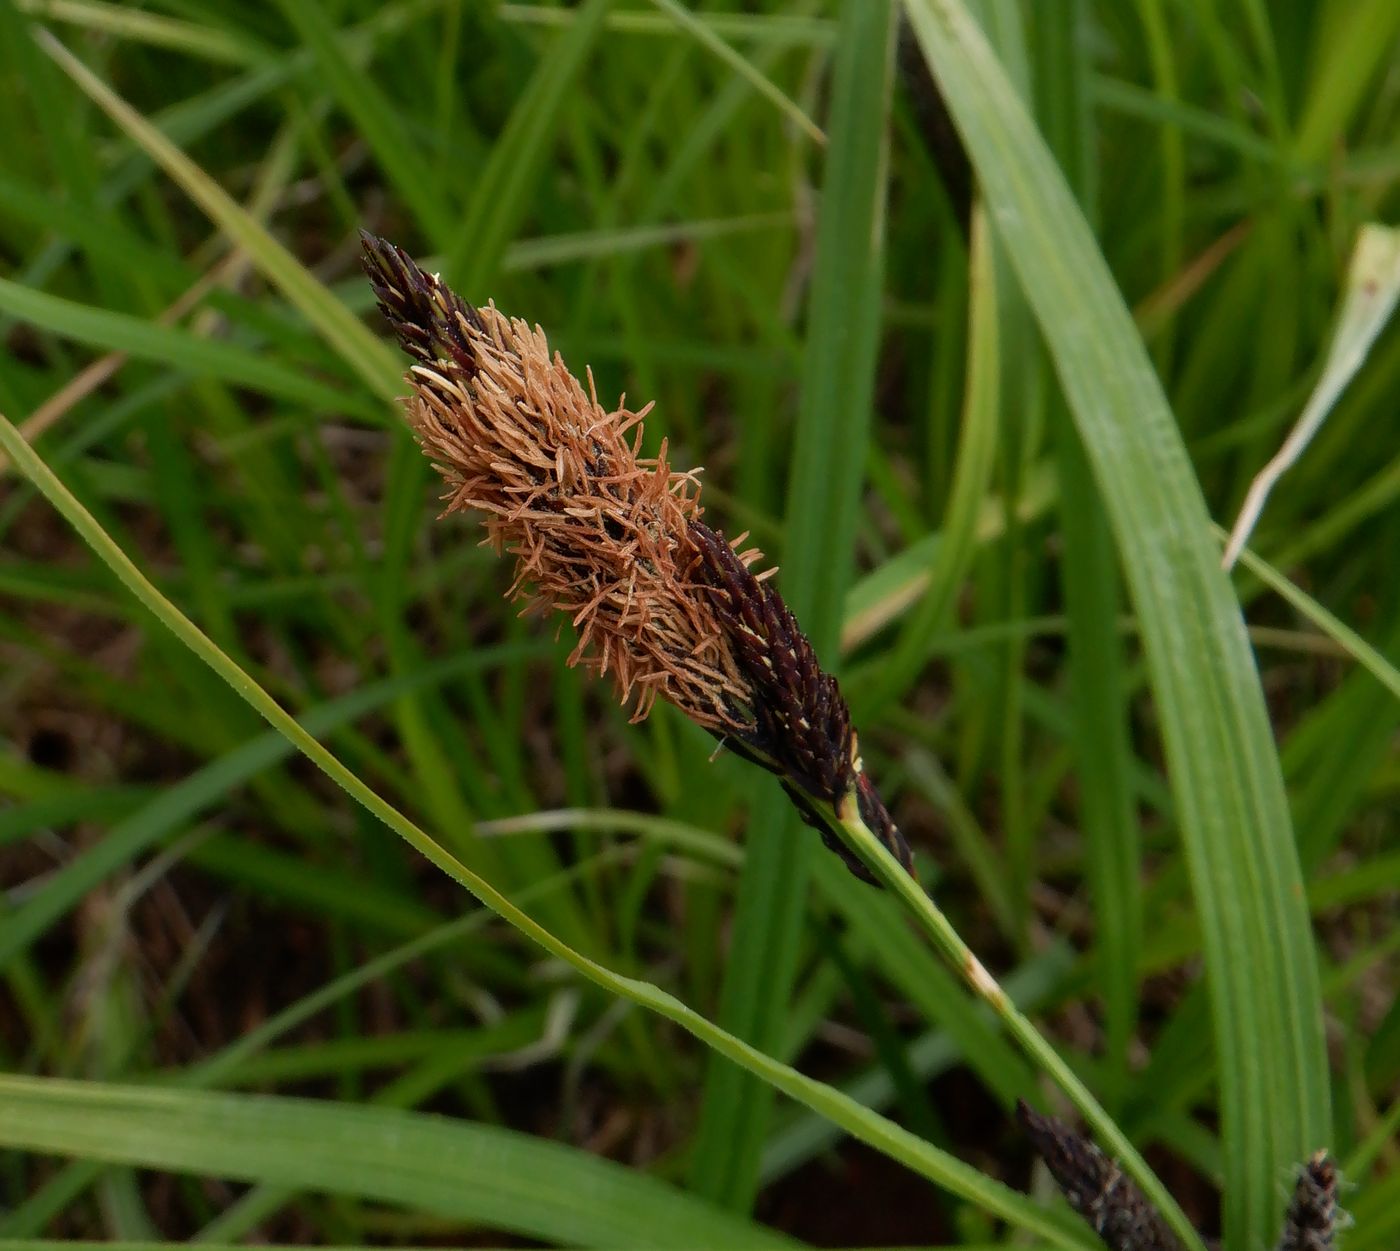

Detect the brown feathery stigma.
xmin=361 ymin=232 xmax=912 ymax=882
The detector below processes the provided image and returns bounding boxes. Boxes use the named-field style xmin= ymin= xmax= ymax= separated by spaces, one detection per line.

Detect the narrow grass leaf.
xmin=691 ymin=0 xmax=897 ymax=1213
xmin=905 ymin=5 xmax=1331 ymax=1248
xmin=37 ymin=29 xmax=402 ymax=401
xmin=864 ymin=203 xmax=1000 ymax=711
xmin=646 ymin=0 xmax=824 ymax=146
xmin=499 ymin=4 xmax=837 ymax=47
xmin=839 ymin=463 xmax=1057 ymax=651
xmin=1226 ymin=534 xmax=1400 ymax=702
xmin=0 ymin=1077 xmax=790 ymax=1250
xmin=0 ymin=278 xmax=363 ymax=417
xmin=0 ymin=411 xmax=1094 ymax=1251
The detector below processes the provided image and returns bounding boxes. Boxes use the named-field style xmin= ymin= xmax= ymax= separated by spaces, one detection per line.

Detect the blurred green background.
xmin=1 ymin=1 xmax=1397 ymax=1248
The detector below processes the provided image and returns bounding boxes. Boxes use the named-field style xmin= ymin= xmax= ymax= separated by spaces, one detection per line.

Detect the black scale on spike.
xmin=689 ymin=520 xmax=915 ymax=884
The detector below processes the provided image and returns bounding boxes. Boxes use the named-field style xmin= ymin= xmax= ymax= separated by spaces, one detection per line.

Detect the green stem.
xmin=0 ymin=409 xmax=1095 ymax=1251
xmin=832 ymin=792 xmax=1207 ymax=1251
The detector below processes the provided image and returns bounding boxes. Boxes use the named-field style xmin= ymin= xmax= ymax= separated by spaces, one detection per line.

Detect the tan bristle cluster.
xmin=415 ymin=307 xmax=763 ymax=730
xmin=372 ymin=254 xmax=759 ymax=731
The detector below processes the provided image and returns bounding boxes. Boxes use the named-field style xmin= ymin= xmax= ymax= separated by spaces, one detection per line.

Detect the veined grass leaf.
xmin=37 ymin=30 xmax=403 ymax=402
xmin=0 ymin=277 xmax=367 ymax=418
xmin=904 ymin=5 xmax=1331 ymax=1249
xmin=0 ymin=1076 xmax=790 ymax=1250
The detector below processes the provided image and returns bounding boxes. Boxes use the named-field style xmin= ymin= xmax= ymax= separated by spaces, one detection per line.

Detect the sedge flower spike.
xmin=1016 ymin=1101 xmax=1183 ymax=1251
xmin=361 ymin=232 xmax=912 ymax=883
xmin=1016 ymin=1101 xmax=1343 ymax=1251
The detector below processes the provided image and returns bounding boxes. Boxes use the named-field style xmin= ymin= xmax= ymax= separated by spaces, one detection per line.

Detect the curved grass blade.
xmin=646 ymin=0 xmax=824 ymax=146
xmin=0 ymin=277 xmax=367 ymax=418
xmin=1225 ymin=532 xmax=1400 ymax=702
xmin=36 ymin=28 xmax=402 ymax=402
xmin=0 ymin=1076 xmax=791 ymax=1250
xmin=903 ymin=5 xmax=1331 ymax=1249
xmin=16 ymin=0 xmax=265 ymax=65
xmin=0 ymin=410 xmax=1096 ymax=1251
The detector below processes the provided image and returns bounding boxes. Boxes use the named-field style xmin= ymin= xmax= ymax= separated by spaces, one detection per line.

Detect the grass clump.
xmin=0 ymin=3 xmax=1397 ymax=1250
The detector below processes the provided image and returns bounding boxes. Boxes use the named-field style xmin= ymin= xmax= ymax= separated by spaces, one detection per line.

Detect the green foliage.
xmin=1 ymin=2 xmax=1396 ymax=1249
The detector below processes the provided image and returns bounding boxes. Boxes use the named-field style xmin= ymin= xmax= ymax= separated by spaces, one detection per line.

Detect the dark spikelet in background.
xmin=1016 ymin=1101 xmax=1184 ymax=1251
xmin=360 ymin=232 xmax=913 ymax=882
xmin=1276 ymin=1153 xmax=1341 ymax=1251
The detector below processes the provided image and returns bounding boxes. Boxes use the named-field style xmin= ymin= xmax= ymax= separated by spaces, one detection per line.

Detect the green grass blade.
xmin=0 ymin=1076 xmax=789 ymax=1250
xmin=17 ymin=0 xmax=265 ymax=64
xmin=499 ymin=5 xmax=835 ymax=46
xmin=36 ymin=28 xmax=402 ymax=402
xmin=863 ymin=203 xmax=1000 ymax=713
xmin=690 ymin=0 xmax=897 ymax=1213
xmin=904 ymin=5 xmax=1331 ymax=1249
xmin=646 ymin=0 xmax=824 ymax=146
xmin=1033 ymin=0 xmax=1141 ymax=1110
xmin=502 ymin=212 xmax=796 ymax=270
xmin=0 ymin=277 xmax=365 ymax=417
xmin=0 ymin=411 xmax=1095 ymax=1251
xmin=1292 ymin=0 xmax=1400 ymax=164
xmin=442 ymin=0 xmax=612 ymax=284
xmin=1227 ymin=535 xmax=1400 ymax=702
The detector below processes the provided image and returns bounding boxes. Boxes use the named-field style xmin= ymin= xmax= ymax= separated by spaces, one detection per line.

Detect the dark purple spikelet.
xmin=360 ymin=230 xmax=484 ymax=374
xmin=688 ymin=521 xmax=914 ymax=883
xmin=1017 ymin=1101 xmax=1184 ymax=1251
xmin=686 ymin=520 xmax=851 ymax=802
xmin=1277 ymin=1153 xmax=1341 ymax=1251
